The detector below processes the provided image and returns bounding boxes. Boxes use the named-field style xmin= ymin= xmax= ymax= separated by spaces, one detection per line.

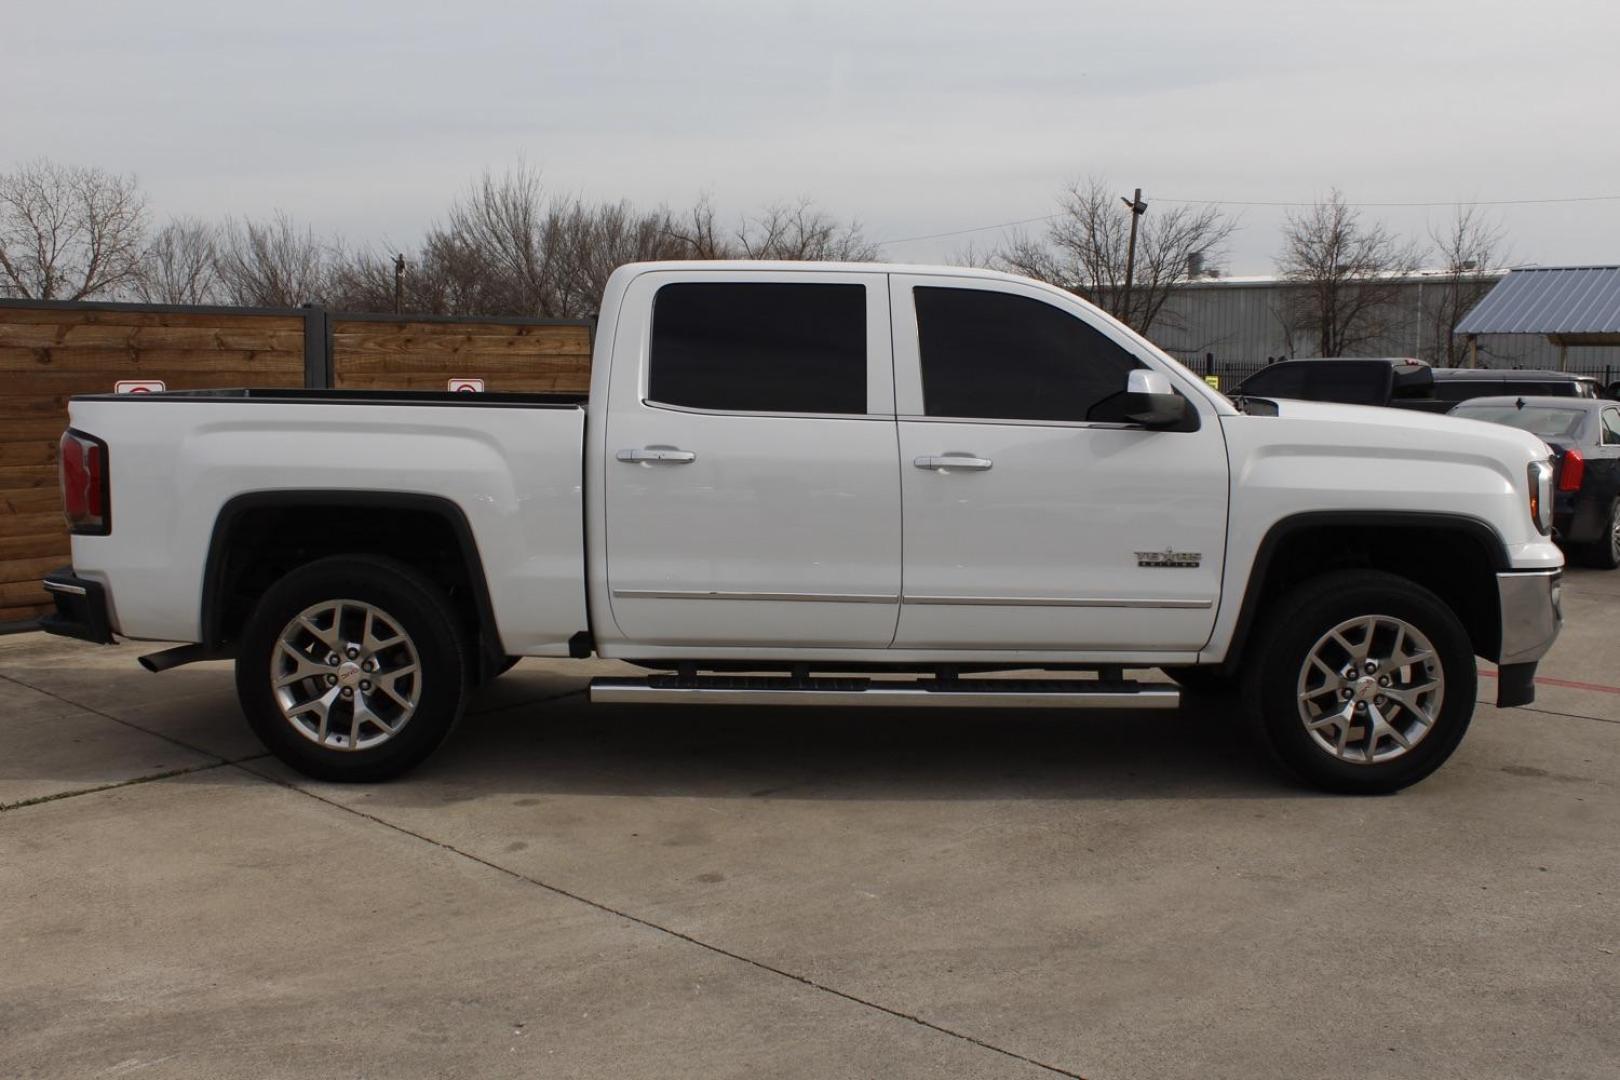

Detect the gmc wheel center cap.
xmin=337 ymin=661 xmax=363 ymax=688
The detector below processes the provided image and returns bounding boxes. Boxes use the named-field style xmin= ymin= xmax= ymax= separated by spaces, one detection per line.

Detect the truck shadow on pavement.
xmin=0 ymin=648 xmax=1300 ymax=805
xmin=404 ymin=671 xmax=1295 ymax=804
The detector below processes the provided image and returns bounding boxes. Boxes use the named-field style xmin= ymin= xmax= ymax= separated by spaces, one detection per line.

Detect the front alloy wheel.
xmin=1244 ymin=569 xmax=1475 ymax=794
xmin=1295 ymin=616 xmax=1443 ymax=764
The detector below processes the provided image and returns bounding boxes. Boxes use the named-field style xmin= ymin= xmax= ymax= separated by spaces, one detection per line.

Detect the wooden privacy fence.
xmin=0 ymin=299 xmax=592 ymax=626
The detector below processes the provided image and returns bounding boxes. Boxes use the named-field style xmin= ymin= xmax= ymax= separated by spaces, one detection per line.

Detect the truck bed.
xmin=70 ymin=387 xmax=589 ymax=408
xmin=62 ymin=387 xmax=591 ymax=654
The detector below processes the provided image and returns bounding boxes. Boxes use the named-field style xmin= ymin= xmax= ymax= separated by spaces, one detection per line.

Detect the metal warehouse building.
xmin=1147 ymin=267 xmax=1620 ymax=382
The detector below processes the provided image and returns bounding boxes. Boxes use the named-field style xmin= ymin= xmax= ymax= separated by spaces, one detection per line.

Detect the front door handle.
xmin=914 ymin=454 xmax=993 ymax=472
xmin=617 ymin=448 xmax=697 ymax=464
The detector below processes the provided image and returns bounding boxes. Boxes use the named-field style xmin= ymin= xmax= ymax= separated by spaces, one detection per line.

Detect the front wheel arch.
xmin=1221 ymin=511 xmax=1510 ymax=673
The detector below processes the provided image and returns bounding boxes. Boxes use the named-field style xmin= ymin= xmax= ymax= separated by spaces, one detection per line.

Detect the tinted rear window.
xmin=1451 ymin=404 xmax=1588 ymax=439
xmin=649 ymin=282 xmax=867 ymax=414
xmin=1431 ymin=379 xmax=1578 ymax=402
xmin=1238 ymin=362 xmax=1386 ymax=405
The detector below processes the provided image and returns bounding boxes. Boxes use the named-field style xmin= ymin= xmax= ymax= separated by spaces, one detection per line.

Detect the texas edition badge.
xmin=1136 ymin=548 xmax=1202 ymax=569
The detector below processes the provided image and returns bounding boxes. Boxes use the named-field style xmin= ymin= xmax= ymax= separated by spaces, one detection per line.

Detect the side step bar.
xmin=589 ymin=674 xmax=1180 ymax=709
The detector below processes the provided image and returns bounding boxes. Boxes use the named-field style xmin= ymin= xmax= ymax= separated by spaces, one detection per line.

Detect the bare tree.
xmin=133 ymin=217 xmax=221 ymax=304
xmin=736 ymin=198 xmax=878 ymax=261
xmin=1422 ymin=205 xmax=1508 ymax=367
xmin=425 ymin=162 xmax=564 ymax=316
xmin=1276 ymin=189 xmax=1422 ymax=357
xmin=662 ymin=195 xmax=738 ymax=259
xmin=381 ymin=167 xmax=876 ymax=318
xmin=215 ymin=211 xmax=336 ymax=307
xmin=992 ymin=178 xmax=1235 ymax=334
xmin=0 ymin=159 xmax=148 ymax=300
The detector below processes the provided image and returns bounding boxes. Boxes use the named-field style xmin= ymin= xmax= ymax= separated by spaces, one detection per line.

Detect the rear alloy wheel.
xmin=1244 ymin=570 xmax=1475 ymax=794
xmin=271 ymin=599 xmax=423 ymax=752
xmin=237 ymin=556 xmax=467 ymax=782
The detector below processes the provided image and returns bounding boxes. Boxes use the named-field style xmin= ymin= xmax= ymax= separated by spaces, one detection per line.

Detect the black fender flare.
xmin=199 ymin=490 xmax=505 ymax=670
xmin=1220 ymin=510 xmax=1511 ymax=671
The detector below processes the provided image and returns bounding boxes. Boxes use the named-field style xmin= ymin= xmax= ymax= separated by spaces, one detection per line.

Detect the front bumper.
xmin=1493 ymin=569 xmax=1563 ymax=707
xmin=39 ymin=567 xmax=116 ymax=645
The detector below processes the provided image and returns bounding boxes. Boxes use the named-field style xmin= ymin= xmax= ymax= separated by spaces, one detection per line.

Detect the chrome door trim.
xmin=591 ymin=681 xmax=1182 ymax=710
xmin=913 ymin=455 xmax=994 ymax=471
xmin=612 ymin=588 xmax=899 ymax=604
xmin=902 ymin=594 xmax=1213 ymax=609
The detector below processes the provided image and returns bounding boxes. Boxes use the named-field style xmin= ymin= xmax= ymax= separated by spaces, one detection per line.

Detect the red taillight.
xmin=1558 ymin=448 xmax=1585 ymax=492
xmin=59 ymin=429 xmax=109 ymax=534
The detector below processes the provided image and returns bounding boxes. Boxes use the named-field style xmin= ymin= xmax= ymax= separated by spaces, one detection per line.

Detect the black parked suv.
xmin=1234 ymin=358 xmax=1600 ymax=413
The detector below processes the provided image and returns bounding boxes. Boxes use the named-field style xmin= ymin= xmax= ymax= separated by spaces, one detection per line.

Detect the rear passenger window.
xmin=1603 ymin=410 xmax=1620 ymax=445
xmin=913 ymin=287 xmax=1140 ymax=422
xmin=649 ymin=282 xmax=866 ymax=415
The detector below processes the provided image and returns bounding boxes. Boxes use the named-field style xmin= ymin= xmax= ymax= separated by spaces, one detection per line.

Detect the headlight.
xmin=1527 ymin=459 xmax=1554 ymax=534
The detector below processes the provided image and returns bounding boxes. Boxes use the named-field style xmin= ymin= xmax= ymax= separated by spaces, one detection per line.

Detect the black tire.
xmin=1241 ymin=569 xmax=1476 ymax=795
xmin=235 ymin=555 xmax=468 ymax=782
xmin=1161 ymin=666 xmax=1237 ymax=697
xmin=1581 ymin=499 xmax=1620 ymax=570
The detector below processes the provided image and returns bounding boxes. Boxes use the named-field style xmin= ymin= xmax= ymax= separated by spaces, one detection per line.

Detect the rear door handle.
xmin=617 ymin=448 xmax=697 ymax=464
xmin=913 ymin=455 xmax=993 ymax=471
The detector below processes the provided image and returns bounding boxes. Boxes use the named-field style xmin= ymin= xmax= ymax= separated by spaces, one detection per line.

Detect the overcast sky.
xmin=8 ymin=0 xmax=1618 ymax=274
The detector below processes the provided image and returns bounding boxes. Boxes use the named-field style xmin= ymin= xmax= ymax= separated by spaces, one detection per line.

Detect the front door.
xmin=599 ymin=269 xmax=901 ymax=648
xmin=889 ymin=275 xmax=1228 ymax=652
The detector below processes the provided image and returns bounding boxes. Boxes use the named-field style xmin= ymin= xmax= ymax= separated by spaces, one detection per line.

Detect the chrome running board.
xmin=589 ymin=675 xmax=1180 ymax=710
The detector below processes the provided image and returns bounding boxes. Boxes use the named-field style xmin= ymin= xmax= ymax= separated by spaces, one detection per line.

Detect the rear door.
xmin=888 ymin=274 xmax=1228 ymax=652
xmin=599 ymin=269 xmax=901 ymax=648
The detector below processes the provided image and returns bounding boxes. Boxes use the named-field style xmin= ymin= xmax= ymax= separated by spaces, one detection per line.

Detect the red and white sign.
xmin=115 ymin=379 xmax=167 ymax=394
xmin=448 ymin=378 xmax=485 ymax=393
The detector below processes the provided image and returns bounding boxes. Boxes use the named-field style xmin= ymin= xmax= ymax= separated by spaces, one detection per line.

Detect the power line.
xmin=874 ymin=213 xmax=1060 ymax=247
xmin=875 ymin=193 xmax=1620 ymax=247
xmin=1155 ymin=194 xmax=1620 ymax=208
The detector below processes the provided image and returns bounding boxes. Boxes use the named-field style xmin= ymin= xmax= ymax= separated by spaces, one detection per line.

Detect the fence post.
xmin=302 ymin=305 xmax=331 ymax=389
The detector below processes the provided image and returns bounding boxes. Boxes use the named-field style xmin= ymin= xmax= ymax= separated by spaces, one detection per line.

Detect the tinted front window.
xmin=649 ymin=282 xmax=866 ymax=414
xmin=1451 ymin=404 xmax=1587 ymax=439
xmin=913 ymin=287 xmax=1140 ymax=421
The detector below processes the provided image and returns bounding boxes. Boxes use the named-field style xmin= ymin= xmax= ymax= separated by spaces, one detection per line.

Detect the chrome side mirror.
xmin=1127 ymin=369 xmax=1174 ymax=397
xmin=1087 ymin=368 xmax=1191 ymax=429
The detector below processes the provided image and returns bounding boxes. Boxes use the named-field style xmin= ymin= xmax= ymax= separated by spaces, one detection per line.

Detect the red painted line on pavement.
xmin=1479 ymin=668 xmax=1620 ymax=696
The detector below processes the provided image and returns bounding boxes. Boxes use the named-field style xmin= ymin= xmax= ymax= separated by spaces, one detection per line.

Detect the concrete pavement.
xmin=2 ymin=570 xmax=1617 ymax=1078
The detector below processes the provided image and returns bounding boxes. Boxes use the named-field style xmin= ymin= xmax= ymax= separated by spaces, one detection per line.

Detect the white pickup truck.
xmin=43 ymin=262 xmax=1563 ymax=793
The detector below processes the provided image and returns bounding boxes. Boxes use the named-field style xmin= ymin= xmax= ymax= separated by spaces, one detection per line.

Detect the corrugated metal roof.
xmin=1455 ymin=265 xmax=1620 ymax=335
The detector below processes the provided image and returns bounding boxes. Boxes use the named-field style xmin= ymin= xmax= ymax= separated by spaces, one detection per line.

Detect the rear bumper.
xmin=1493 ymin=569 xmax=1562 ymax=708
xmin=39 ymin=568 xmax=116 ymax=645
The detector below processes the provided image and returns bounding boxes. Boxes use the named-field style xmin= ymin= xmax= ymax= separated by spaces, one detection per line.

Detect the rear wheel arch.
xmin=1223 ymin=511 xmax=1510 ymax=671
xmin=201 ymin=490 xmax=505 ymax=678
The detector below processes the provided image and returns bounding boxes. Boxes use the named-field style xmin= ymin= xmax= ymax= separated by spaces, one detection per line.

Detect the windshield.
xmin=1451 ymin=404 xmax=1587 ymax=439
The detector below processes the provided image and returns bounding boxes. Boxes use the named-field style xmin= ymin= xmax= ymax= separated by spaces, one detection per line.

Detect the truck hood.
xmin=1249 ymin=397 xmax=1553 ymax=465
xmin=1219 ymin=397 xmax=1560 ymax=566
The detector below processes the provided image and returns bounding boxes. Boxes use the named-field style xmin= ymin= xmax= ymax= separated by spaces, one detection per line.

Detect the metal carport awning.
xmin=1455 ymin=265 xmax=1620 ymax=368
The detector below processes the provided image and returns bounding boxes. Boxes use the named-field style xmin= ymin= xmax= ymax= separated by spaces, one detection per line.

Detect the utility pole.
xmin=393 ymin=253 xmax=406 ymax=315
xmin=1120 ymin=188 xmax=1148 ymax=327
